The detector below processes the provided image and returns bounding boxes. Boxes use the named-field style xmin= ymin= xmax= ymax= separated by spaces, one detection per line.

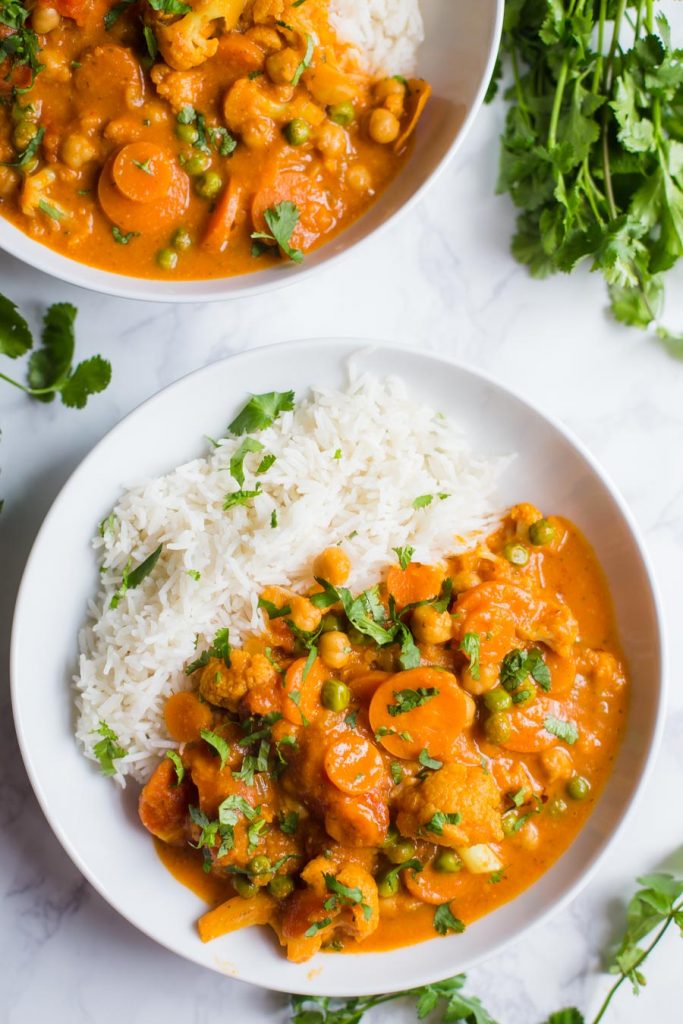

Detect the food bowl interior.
xmin=0 ymin=1 xmax=503 ymax=301
xmin=11 ymin=341 xmax=663 ymax=996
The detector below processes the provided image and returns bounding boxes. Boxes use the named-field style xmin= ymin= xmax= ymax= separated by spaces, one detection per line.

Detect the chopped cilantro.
xmin=228 ymin=390 xmax=295 ymax=435
xmin=199 ymin=728 xmax=230 ymax=770
xmin=433 ymin=904 xmax=465 ymax=936
xmin=110 ymin=544 xmax=162 ymax=608
xmin=92 ymin=720 xmax=126 ymax=776
xmin=387 ymin=686 xmax=439 ymax=716
xmin=459 ymin=632 xmax=481 ymax=680
xmin=393 ymin=545 xmax=415 ymax=570
xmin=251 ymin=201 xmax=303 ymax=263
xmin=166 ymin=750 xmax=184 ymax=785
xmin=544 ymin=714 xmax=579 ymax=745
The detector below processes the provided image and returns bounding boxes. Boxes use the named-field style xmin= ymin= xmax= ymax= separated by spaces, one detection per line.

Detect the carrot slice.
xmin=394 ymin=78 xmax=432 ymax=152
xmin=369 ymin=668 xmax=474 ymax=761
xmin=198 ymin=893 xmax=275 ymax=943
xmin=111 ymin=142 xmax=173 ymax=203
xmin=98 ymin=145 xmax=189 ymax=233
xmin=324 ymin=733 xmax=385 ymax=795
xmin=164 ymin=690 xmax=213 ymax=743
xmin=403 ymin=861 xmax=464 ymax=905
xmin=386 ymin=562 xmax=445 ymax=611
xmin=251 ymin=170 xmax=332 ymax=251
xmin=500 ymin=696 xmax=570 ymax=753
xmin=202 ymin=178 xmax=243 ymax=254
xmin=283 ymin=655 xmax=326 ymax=725
xmin=346 ymin=670 xmax=390 ymax=703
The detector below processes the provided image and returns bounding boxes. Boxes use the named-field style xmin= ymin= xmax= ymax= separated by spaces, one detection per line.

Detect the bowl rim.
xmin=10 ymin=337 xmax=667 ymax=995
xmin=0 ymin=1 xmax=504 ymax=303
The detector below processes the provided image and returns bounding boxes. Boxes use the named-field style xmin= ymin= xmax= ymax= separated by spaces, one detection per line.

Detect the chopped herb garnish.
xmin=248 ymin=69 xmax=264 ymax=79
xmin=387 ymin=687 xmax=439 ymax=717
xmin=304 ymin=917 xmax=333 ymax=938
xmin=104 ymin=0 xmax=136 ymax=29
xmin=424 ymin=811 xmax=462 ymax=835
xmin=544 ymin=714 xmax=579 ymax=745
xmin=112 ymin=225 xmax=139 ymax=244
xmin=38 ymin=199 xmax=64 ymax=221
xmin=110 ymin=544 xmax=162 ymax=608
xmin=229 ymin=436 xmax=264 ymax=486
xmin=256 ymin=453 xmax=276 ymax=474
xmin=459 ymin=632 xmax=481 ymax=680
xmin=185 ymin=626 xmax=231 ymax=674
xmin=393 ymin=545 xmax=415 ymax=570
xmin=92 ymin=720 xmax=126 ymax=776
xmin=433 ymin=904 xmax=465 ymax=935
xmin=279 ymin=811 xmax=299 ymax=835
xmin=390 ymin=761 xmax=403 ymax=784
xmin=251 ymin=201 xmax=303 ymax=264
xmin=223 ymin=484 xmax=262 ymax=510
xmin=259 ymin=597 xmax=292 ymax=619
xmin=186 ymin=569 xmax=201 ymax=581
xmin=228 ymin=390 xmax=295 ymax=435
xmin=200 ymin=728 xmax=230 ymax=770
xmin=413 ymin=494 xmax=433 ymax=509
xmin=344 ymin=708 xmax=358 ymax=729
xmin=333 ymin=448 xmax=342 ymax=459
xmin=418 ymin=748 xmax=443 ymax=771
xmin=500 ymin=647 xmax=551 ymax=692
xmin=2 ymin=125 xmax=44 ymax=168
xmin=166 ymin=750 xmax=184 ymax=784
xmin=302 ymin=645 xmax=317 ymax=681
xmin=291 ymin=32 xmax=314 ymax=86
xmin=132 ymin=158 xmax=153 ymax=175
xmin=270 ymin=509 xmax=278 ymax=529
xmin=142 ymin=24 xmax=158 ymax=59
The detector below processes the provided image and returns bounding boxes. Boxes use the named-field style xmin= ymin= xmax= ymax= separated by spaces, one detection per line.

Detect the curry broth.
xmin=144 ymin=509 xmax=628 ymax=958
xmin=0 ymin=0 xmax=422 ymax=279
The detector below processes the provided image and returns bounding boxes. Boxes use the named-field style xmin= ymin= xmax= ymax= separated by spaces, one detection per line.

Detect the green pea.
xmin=328 ymin=101 xmax=355 ymax=126
xmin=175 ymin=122 xmax=199 ymax=144
xmin=383 ymin=825 xmax=400 ymax=847
xmin=268 ymin=874 xmax=295 ymax=899
xmin=502 ymin=810 xmax=519 ymax=836
xmin=13 ymin=120 xmax=38 ymax=150
xmin=548 ymin=796 xmax=568 ymax=817
xmin=377 ymin=870 xmax=399 ymax=898
xmin=483 ymin=687 xmax=512 ymax=712
xmin=503 ymin=541 xmax=529 ymax=566
xmin=529 ymin=518 xmax=556 ymax=546
xmin=512 ymin=682 xmax=536 ymax=707
xmin=321 ymin=678 xmax=351 ymax=712
xmin=284 ymin=118 xmax=311 ymax=146
xmin=21 ymin=157 xmax=39 ymax=176
xmin=567 ymin=775 xmax=591 ymax=801
xmin=247 ymin=855 xmax=271 ymax=876
xmin=385 ymin=839 xmax=416 ymax=865
xmin=233 ymin=875 xmax=258 ymax=898
xmin=172 ymin=227 xmax=192 ymax=251
xmin=195 ymin=171 xmax=223 ymax=199
xmin=184 ymin=152 xmax=211 ymax=176
xmin=434 ymin=849 xmax=461 ymax=874
xmin=156 ymin=248 xmax=178 ymax=271
xmin=320 ymin=612 xmax=343 ymax=633
xmin=347 ymin=626 xmax=369 ymax=646
xmin=484 ymin=711 xmax=511 ymax=745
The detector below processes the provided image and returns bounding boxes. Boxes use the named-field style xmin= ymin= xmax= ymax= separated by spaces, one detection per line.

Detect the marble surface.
xmin=2 ymin=63 xmax=683 ymax=1024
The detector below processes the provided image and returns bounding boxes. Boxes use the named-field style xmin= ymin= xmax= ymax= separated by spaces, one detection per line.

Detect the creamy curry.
xmin=0 ymin=0 xmax=430 ymax=278
xmin=138 ymin=503 xmax=628 ymax=960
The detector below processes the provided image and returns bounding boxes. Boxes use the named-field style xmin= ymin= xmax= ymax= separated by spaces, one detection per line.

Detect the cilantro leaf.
xmin=433 ymin=903 xmax=465 ymax=936
xmin=0 ymin=294 xmax=33 ymax=358
xmin=291 ymin=33 xmax=314 ymax=87
xmin=59 ymin=356 xmax=112 ymax=409
xmin=228 ymin=390 xmax=295 ymax=434
xmin=110 ymin=544 xmax=162 ymax=608
xmin=92 ymin=720 xmax=126 ymax=776
xmin=200 ymin=728 xmax=230 ymax=770
xmin=223 ymin=484 xmax=262 ymax=509
xmin=279 ymin=811 xmax=299 ymax=834
xmin=413 ymin=494 xmax=433 ymax=509
xmin=147 ymin=0 xmax=191 ymax=12
xmin=544 ymin=714 xmax=579 ymax=745
xmin=185 ymin=626 xmax=231 ymax=674
xmin=251 ymin=201 xmax=303 ymax=263
xmin=229 ymin=436 xmax=264 ymax=486
xmin=418 ymin=748 xmax=442 ymax=771
xmin=424 ymin=811 xmax=461 ymax=835
xmin=393 ymin=545 xmax=415 ymax=570
xmin=387 ymin=687 xmax=439 ymax=716
xmin=166 ymin=750 xmax=184 ymax=784
xmin=459 ymin=632 xmax=481 ymax=680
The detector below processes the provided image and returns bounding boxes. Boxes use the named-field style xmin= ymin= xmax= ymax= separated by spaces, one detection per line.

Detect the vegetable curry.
xmin=139 ymin=503 xmax=628 ymax=960
xmin=0 ymin=0 xmax=430 ymax=278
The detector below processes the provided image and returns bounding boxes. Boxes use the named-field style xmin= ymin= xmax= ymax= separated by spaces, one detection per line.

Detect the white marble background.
xmin=2 ymin=43 xmax=683 ymax=1024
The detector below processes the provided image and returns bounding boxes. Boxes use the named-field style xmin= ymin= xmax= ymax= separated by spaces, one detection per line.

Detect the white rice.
xmin=329 ymin=0 xmax=424 ymax=76
xmin=75 ymin=374 xmax=510 ymax=784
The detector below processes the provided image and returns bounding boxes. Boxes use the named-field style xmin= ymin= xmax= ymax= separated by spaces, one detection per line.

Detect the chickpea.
xmin=410 ymin=605 xmax=453 ymax=645
xmin=452 ymin=570 xmax=482 ymax=592
xmin=0 ymin=166 xmax=19 ymax=197
xmin=265 ymin=48 xmax=300 ymax=85
xmin=384 ymin=93 xmax=404 ymax=118
xmin=319 ymin=631 xmax=352 ymax=669
xmin=40 ymin=48 xmax=69 ymax=82
xmin=61 ymin=133 xmax=97 ymax=171
xmin=289 ymin=595 xmax=322 ymax=633
xmin=368 ymin=108 xmax=400 ymax=145
xmin=313 ymin=546 xmax=351 ymax=586
xmin=241 ymin=117 xmax=275 ymax=149
xmin=515 ymin=820 xmax=540 ymax=851
xmin=316 ymin=121 xmax=347 ymax=159
xmin=347 ymin=163 xmax=372 ymax=191
xmin=540 ymin=746 xmax=574 ymax=782
xmin=374 ymin=77 xmax=406 ymax=102
xmin=245 ymin=26 xmax=283 ymax=53
xmin=32 ymin=4 xmax=60 ymax=33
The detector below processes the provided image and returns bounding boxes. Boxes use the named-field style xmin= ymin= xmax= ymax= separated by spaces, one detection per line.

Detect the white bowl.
xmin=11 ymin=340 xmax=665 ymax=996
xmin=0 ymin=2 xmax=502 ymax=302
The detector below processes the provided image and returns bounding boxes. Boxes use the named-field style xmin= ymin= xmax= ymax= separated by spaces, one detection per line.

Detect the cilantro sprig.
xmin=251 ymin=201 xmax=303 ymax=264
xmin=491 ymin=2 xmax=683 ymax=349
xmin=91 ymin=720 xmax=126 ymax=776
xmin=0 ymin=296 xmax=111 ymax=408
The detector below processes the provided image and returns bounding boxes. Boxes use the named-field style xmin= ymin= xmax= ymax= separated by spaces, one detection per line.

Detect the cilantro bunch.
xmin=491 ymin=0 xmax=683 ymax=352
xmin=0 ymin=294 xmax=111 ymax=407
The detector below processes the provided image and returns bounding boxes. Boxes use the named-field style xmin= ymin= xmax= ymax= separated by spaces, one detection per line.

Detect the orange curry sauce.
xmin=140 ymin=504 xmax=628 ymax=960
xmin=0 ymin=0 xmax=429 ymax=278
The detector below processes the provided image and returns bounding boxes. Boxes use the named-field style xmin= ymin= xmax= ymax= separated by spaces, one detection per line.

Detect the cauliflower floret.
xmin=396 ymin=762 xmax=503 ymax=848
xmin=198 ymin=650 xmax=279 ymax=710
xmin=21 ymin=168 xmax=57 ymax=217
xmin=150 ymin=64 xmax=204 ymax=112
xmin=300 ymin=859 xmax=379 ymax=940
xmin=152 ymin=0 xmax=248 ymax=71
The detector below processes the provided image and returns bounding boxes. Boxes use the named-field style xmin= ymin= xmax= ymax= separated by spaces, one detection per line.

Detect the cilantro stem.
xmin=591 ymin=896 xmax=683 ymax=1024
xmin=547 ymin=58 xmax=569 ymax=151
xmin=0 ymin=371 xmax=61 ymax=396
